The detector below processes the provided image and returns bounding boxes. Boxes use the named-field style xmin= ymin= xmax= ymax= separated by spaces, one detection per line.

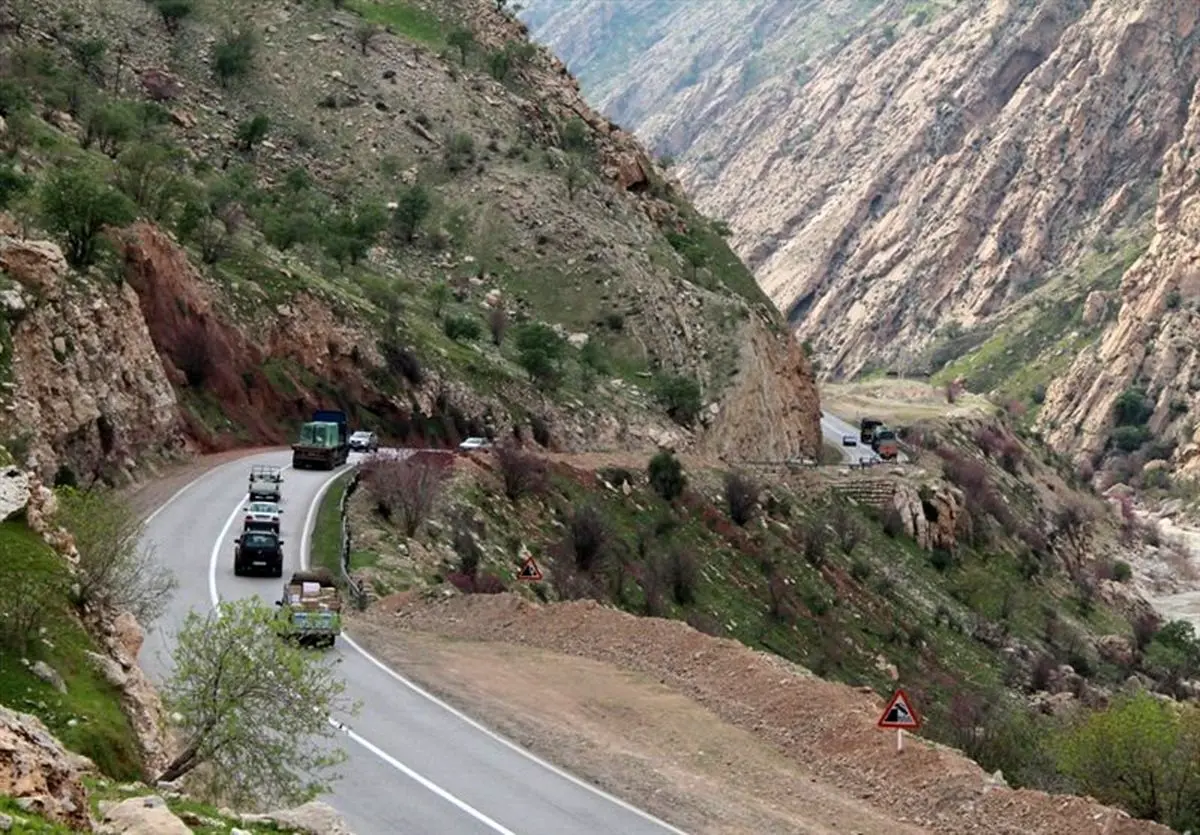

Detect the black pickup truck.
xmin=233 ymin=531 xmax=285 ymax=577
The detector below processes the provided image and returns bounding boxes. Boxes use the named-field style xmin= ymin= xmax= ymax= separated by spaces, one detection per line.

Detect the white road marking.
xmin=204 ymin=459 xmax=517 ymax=835
xmin=301 ymin=461 xmax=691 ymax=835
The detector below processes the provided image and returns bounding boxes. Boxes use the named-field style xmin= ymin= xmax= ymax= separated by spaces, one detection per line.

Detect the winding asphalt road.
xmin=138 ymin=449 xmax=689 ymax=835
xmin=820 ymin=411 xmax=881 ymax=464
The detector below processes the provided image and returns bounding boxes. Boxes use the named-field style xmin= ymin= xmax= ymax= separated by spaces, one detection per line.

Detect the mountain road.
xmin=138 ymin=449 xmax=689 ymax=835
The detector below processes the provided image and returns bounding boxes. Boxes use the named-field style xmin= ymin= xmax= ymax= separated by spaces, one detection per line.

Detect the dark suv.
xmin=233 ymin=531 xmax=285 ymax=577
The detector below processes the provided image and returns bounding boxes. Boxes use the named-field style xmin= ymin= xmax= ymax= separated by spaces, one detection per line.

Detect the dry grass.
xmin=821 ymin=378 xmax=996 ymax=425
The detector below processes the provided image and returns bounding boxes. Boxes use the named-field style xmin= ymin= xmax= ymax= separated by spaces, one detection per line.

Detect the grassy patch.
xmin=0 ymin=522 xmax=142 ymax=780
xmin=311 ymin=470 xmax=355 ymax=577
xmin=346 ymin=0 xmax=445 ymax=45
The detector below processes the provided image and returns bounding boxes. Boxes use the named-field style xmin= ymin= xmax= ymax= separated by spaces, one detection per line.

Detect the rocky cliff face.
xmin=0 ymin=220 xmax=185 ymax=483
xmin=1038 ymin=74 xmax=1200 ymax=476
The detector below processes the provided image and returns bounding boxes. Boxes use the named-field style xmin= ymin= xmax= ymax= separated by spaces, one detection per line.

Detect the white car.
xmin=242 ymin=501 xmax=283 ymax=533
xmin=458 ymin=437 xmax=492 ymax=451
xmin=349 ymin=430 xmax=378 ymax=452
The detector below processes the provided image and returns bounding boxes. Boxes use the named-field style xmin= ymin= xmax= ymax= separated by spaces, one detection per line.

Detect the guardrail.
xmin=337 ymin=469 xmax=369 ymax=610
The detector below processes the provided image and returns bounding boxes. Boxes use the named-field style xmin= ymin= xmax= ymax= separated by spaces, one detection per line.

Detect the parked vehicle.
xmin=292 ymin=410 xmax=349 ymax=470
xmin=242 ymin=501 xmax=283 ymax=534
xmin=248 ymin=465 xmax=283 ymax=502
xmin=276 ymin=569 xmax=342 ymax=647
xmin=349 ymin=430 xmax=378 ymax=452
xmin=233 ymin=530 xmax=285 ymax=577
xmin=458 ymin=436 xmax=492 ymax=452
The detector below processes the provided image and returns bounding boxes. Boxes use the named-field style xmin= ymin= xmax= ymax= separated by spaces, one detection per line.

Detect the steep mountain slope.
xmin=525 ymin=0 xmax=1200 ymax=480
xmin=0 ymin=0 xmax=821 ymax=483
xmin=520 ymin=0 xmax=880 ymax=161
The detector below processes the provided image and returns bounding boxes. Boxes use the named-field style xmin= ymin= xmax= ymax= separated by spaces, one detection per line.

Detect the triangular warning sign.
xmin=517 ymin=556 xmax=543 ymax=581
xmin=876 ymin=688 xmax=921 ymax=730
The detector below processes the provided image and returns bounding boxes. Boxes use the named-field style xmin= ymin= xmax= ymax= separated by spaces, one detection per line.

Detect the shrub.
xmin=1112 ymin=560 xmax=1132 ymax=582
xmin=723 ymin=470 xmax=758 ymax=526
xmin=0 ymin=162 xmax=32 ymax=210
xmin=391 ymin=184 xmax=431 ymax=243
xmin=830 ymin=502 xmax=862 ymax=553
xmin=381 ymin=340 xmax=423 ymax=385
xmin=235 ymin=114 xmax=270 ymax=151
xmin=850 ymin=558 xmax=871 ymax=582
xmin=443 ymin=315 xmax=481 ymax=342
xmin=355 ymin=22 xmax=382 ymax=55
xmin=513 ymin=322 xmax=565 ymax=389
xmin=213 ymin=28 xmax=257 ymax=86
xmin=444 ymin=132 xmax=476 ymax=172
xmin=447 ymin=27 xmax=474 ymax=64
xmin=360 ymin=455 xmax=447 ymax=537
xmin=487 ymin=306 xmax=508 ymax=346
xmin=83 ymin=100 xmax=138 ymax=157
xmin=568 ymin=504 xmax=607 ymax=572
xmin=1113 ymin=387 xmax=1152 ymax=426
xmin=667 ymin=549 xmax=698 ymax=605
xmin=653 ymin=374 xmax=703 ymax=426
xmin=881 ymin=505 xmax=907 ymax=538
xmin=54 ymin=487 xmax=178 ymax=626
xmin=153 ymin=0 xmax=193 ymax=35
xmin=39 ymin=163 xmax=136 ymax=268
xmin=1112 ymin=424 xmax=1149 ymax=452
xmin=494 ymin=444 xmax=545 ymax=502
xmin=647 ymin=450 xmax=685 ymax=501
xmin=801 ymin=521 xmax=825 ymax=567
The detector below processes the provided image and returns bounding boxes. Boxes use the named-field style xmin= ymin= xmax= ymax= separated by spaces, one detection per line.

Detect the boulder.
xmin=96 ymin=795 xmax=190 ymax=835
xmin=0 ymin=706 xmax=92 ymax=830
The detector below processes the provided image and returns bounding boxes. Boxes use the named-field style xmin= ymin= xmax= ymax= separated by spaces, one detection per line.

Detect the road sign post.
xmin=876 ymin=688 xmax=921 ymax=753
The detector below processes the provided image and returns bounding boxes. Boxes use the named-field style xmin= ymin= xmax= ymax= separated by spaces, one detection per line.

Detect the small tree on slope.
xmin=158 ymin=598 xmax=356 ymax=807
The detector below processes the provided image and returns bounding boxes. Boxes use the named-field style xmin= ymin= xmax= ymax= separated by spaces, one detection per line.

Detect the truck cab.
xmin=860 ymin=418 xmax=883 ymax=444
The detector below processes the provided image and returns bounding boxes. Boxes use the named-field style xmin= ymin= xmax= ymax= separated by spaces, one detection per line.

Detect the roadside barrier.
xmin=337 ymin=470 xmax=369 ymax=610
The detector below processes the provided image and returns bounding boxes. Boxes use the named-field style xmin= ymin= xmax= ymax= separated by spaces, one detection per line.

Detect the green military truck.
xmin=276 ymin=569 xmax=342 ymax=648
xmin=291 ymin=409 xmax=350 ymax=470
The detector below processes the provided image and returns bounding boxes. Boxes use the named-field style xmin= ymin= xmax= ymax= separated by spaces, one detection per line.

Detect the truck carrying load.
xmin=872 ymin=427 xmax=899 ymax=460
xmin=292 ymin=410 xmax=349 ymax=470
xmin=248 ymin=464 xmax=283 ymax=502
xmin=277 ymin=568 xmax=342 ymax=647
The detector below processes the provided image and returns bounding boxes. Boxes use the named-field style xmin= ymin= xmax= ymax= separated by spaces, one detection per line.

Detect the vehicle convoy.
xmin=242 ymin=501 xmax=283 ymax=534
xmin=859 ymin=418 xmax=899 ymax=460
xmin=292 ymin=410 xmax=350 ymax=470
xmin=276 ymin=569 xmax=343 ymax=647
xmin=248 ymin=465 xmax=283 ymax=502
xmin=233 ymin=530 xmax=285 ymax=577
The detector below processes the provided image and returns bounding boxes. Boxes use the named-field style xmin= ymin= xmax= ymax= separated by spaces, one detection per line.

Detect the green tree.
xmin=212 ymin=28 xmax=257 ymax=87
xmin=560 ymin=117 xmax=590 ymax=153
xmin=69 ymin=37 xmax=108 ymax=85
xmin=54 ymin=487 xmax=177 ymax=626
xmin=443 ymin=314 xmax=481 ymax=342
xmin=235 ymin=113 xmax=271 ymax=151
xmin=563 ymin=155 xmax=585 ymax=201
xmin=391 ymin=184 xmax=431 ymax=243
xmin=322 ymin=201 xmax=387 ymax=269
xmin=514 ymin=322 xmax=565 ymax=390
xmin=157 ymin=598 xmax=355 ymax=806
xmin=447 ymin=28 xmax=475 ymax=65
xmin=647 ymin=450 xmax=686 ymax=501
xmin=1143 ymin=620 xmax=1200 ymax=694
xmin=153 ymin=0 xmax=193 ymax=35
xmin=115 ymin=141 xmax=186 ymax=221
xmin=1056 ymin=692 xmax=1200 ymax=829
xmin=39 ymin=163 xmax=136 ymax=268
xmin=654 ymin=373 xmax=703 ymax=426
xmin=261 ymin=205 xmax=320 ymax=251
xmin=83 ymin=100 xmax=139 ymax=157
xmin=176 ymin=175 xmax=248 ymax=264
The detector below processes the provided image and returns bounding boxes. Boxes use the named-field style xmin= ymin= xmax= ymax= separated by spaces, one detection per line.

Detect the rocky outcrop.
xmin=96 ymin=795 xmax=190 ymax=835
xmin=0 ymin=705 xmax=93 ymax=831
xmin=1 ymin=224 xmax=184 ymax=481
xmin=892 ymin=481 xmax=962 ymax=552
xmin=241 ymin=801 xmax=354 ymax=834
xmin=699 ymin=313 xmax=822 ymax=462
xmin=1037 ymin=73 xmax=1200 ymax=474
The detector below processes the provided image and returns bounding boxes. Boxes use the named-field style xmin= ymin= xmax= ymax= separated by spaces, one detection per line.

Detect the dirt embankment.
xmin=351 ymin=594 xmax=1170 ymax=835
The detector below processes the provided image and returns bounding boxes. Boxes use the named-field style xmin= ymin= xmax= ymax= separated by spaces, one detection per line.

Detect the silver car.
xmin=242 ymin=501 xmax=283 ymax=533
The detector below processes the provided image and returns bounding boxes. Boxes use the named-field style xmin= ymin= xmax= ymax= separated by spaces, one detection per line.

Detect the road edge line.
xmin=301 ymin=460 xmax=692 ymax=835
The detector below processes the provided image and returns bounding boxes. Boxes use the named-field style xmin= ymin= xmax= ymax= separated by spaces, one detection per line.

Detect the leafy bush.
xmin=212 ymin=28 xmax=258 ymax=86
xmin=647 ymin=450 xmax=685 ymax=501
xmin=235 ymin=114 xmax=270 ymax=150
xmin=667 ymin=549 xmax=698 ymax=605
xmin=391 ymin=184 xmax=431 ymax=243
xmin=443 ymin=315 xmax=481 ymax=342
xmin=443 ymin=132 xmax=476 ymax=172
xmin=653 ymin=374 xmax=702 ymax=426
xmin=1113 ymin=387 xmax=1152 ymax=426
xmin=568 ymin=504 xmax=607 ymax=572
xmin=1111 ymin=560 xmax=1132 ymax=582
xmin=153 ymin=0 xmax=194 ymax=34
xmin=1112 ymin=424 xmax=1149 ymax=452
xmin=39 ymin=162 xmax=136 ymax=268
xmin=513 ymin=322 xmax=565 ymax=390
xmin=83 ymin=100 xmax=138 ymax=157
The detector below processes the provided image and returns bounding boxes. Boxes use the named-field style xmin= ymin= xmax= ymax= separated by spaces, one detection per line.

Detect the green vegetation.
xmin=0 ymin=521 xmax=141 ymax=780
xmin=930 ymin=231 xmax=1151 ymax=418
xmin=158 ymin=597 xmax=355 ymax=806
xmin=347 ymin=0 xmax=445 ymax=45
xmin=312 ymin=470 xmax=355 ymax=577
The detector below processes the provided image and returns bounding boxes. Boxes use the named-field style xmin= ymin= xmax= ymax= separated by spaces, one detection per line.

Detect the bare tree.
xmin=359 ymin=454 xmax=447 ymax=537
xmin=54 ymin=486 xmax=177 ymax=626
xmin=723 ymin=470 xmax=759 ymax=526
xmin=488 ymin=305 xmax=508 ymax=346
xmin=355 ymin=22 xmax=381 ymax=55
xmin=494 ymin=443 xmax=545 ymax=502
